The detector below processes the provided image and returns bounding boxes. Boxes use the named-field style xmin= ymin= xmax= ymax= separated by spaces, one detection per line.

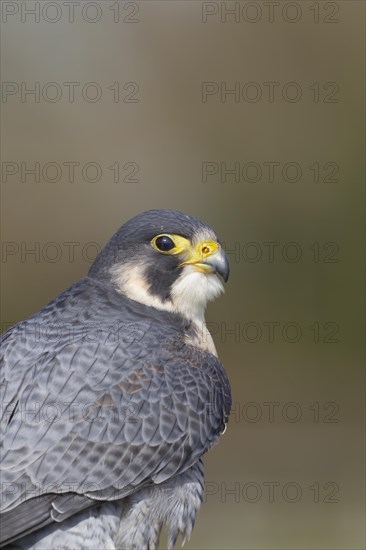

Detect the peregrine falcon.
xmin=0 ymin=209 xmax=231 ymax=550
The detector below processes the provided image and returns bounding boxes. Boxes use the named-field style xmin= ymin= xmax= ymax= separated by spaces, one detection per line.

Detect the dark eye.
xmin=155 ymin=235 xmax=175 ymax=252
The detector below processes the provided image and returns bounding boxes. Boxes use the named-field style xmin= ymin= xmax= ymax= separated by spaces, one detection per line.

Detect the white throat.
xmin=110 ymin=262 xmax=224 ymax=357
xmin=169 ymin=265 xmax=224 ymax=322
xmin=111 ymin=263 xmax=224 ymax=323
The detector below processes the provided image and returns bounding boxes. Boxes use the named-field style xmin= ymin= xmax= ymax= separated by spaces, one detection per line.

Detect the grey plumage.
xmin=0 ymin=210 xmax=231 ymax=549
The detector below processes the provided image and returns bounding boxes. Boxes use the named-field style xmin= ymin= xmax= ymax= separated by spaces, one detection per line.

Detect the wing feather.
xmin=0 ymin=278 xmax=231 ymax=546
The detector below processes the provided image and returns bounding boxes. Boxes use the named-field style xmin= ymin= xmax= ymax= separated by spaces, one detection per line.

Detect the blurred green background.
xmin=1 ymin=1 xmax=365 ymax=548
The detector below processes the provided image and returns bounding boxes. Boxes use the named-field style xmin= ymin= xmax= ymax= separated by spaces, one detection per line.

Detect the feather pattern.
xmin=0 ymin=276 xmax=231 ymax=547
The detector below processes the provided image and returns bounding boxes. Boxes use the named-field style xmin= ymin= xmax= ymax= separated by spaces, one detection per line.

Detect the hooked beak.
xmin=200 ymin=248 xmax=230 ymax=282
xmin=181 ymin=241 xmax=230 ymax=283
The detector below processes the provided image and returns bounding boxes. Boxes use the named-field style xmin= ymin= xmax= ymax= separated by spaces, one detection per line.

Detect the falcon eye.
xmin=154 ymin=235 xmax=175 ymax=252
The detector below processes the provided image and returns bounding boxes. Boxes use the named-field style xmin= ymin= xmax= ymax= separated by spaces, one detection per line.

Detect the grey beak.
xmin=205 ymin=248 xmax=230 ymax=282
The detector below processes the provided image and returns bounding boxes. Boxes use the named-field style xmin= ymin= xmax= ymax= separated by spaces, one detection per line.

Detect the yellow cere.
xmin=184 ymin=240 xmax=220 ymax=267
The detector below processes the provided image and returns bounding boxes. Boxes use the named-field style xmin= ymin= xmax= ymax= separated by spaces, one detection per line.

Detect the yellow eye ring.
xmin=151 ymin=234 xmax=190 ymax=255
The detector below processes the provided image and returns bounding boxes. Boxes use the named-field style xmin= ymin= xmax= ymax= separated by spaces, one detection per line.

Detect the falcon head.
xmin=88 ymin=209 xmax=230 ymax=322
